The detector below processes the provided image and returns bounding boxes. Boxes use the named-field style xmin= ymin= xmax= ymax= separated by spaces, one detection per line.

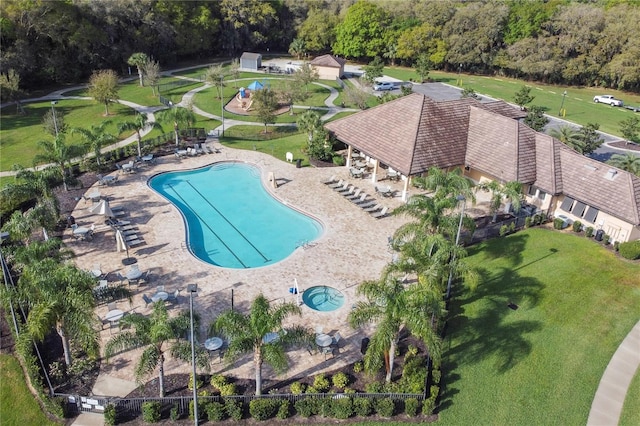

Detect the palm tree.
xmin=117 ymin=113 xmax=163 ymax=157
xmin=127 ymin=52 xmax=149 ymax=87
xmin=104 ymin=302 xmax=209 ymax=397
xmin=288 ymin=38 xmax=305 ymax=60
xmin=9 ymin=259 xmax=99 ymax=366
xmin=70 ymin=121 xmax=116 ymax=167
xmin=478 ymin=180 xmax=523 ymax=222
xmin=156 ymin=105 xmax=196 ymax=146
xmin=348 ymin=268 xmax=443 ymax=383
xmin=33 ymin=135 xmax=84 ymax=191
xmin=607 ymin=153 xmax=640 ymax=176
xmin=210 ymin=295 xmax=312 ymax=395
xmin=413 ymin=166 xmax=476 ymax=206
xmin=296 ymin=110 xmax=322 ymax=142
xmin=549 ymin=126 xmax=584 ymax=153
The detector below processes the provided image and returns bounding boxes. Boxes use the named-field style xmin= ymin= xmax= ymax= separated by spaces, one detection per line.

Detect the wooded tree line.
xmin=1 ymin=0 xmax=639 ymax=93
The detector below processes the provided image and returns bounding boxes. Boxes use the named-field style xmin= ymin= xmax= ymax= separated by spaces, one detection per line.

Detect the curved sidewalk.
xmin=587 ymin=320 xmax=640 ymax=425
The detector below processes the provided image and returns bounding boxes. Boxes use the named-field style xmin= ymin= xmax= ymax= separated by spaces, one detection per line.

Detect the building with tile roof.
xmin=325 ymin=93 xmax=640 ymax=242
xmin=310 ymin=54 xmax=347 ymax=80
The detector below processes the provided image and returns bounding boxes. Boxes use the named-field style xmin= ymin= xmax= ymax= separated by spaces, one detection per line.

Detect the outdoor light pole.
xmin=220 ymin=75 xmax=225 ymax=137
xmin=559 ymin=90 xmax=567 ymax=116
xmin=446 ymin=195 xmax=466 ymax=300
xmin=458 ymin=64 xmax=463 ymax=87
xmin=187 ymin=284 xmax=199 ymax=425
xmin=51 ymin=101 xmax=59 ymax=137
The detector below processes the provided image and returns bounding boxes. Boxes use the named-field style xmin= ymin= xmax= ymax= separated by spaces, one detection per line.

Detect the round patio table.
xmin=315 ymin=334 xmax=332 ymax=348
xmin=151 ymin=291 xmax=168 ymax=302
xmin=205 ymin=337 xmax=223 ymax=351
xmin=105 ymin=309 xmax=123 ymax=323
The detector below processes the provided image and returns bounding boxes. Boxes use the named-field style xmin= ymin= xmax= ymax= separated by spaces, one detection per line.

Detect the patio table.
xmin=315 ymin=334 xmax=332 ymax=348
xmin=151 ymin=291 xmax=168 ymax=302
xmin=126 ymin=269 xmax=143 ymax=280
xmin=204 ymin=337 xmax=223 ymax=351
xmin=105 ymin=309 xmax=123 ymax=323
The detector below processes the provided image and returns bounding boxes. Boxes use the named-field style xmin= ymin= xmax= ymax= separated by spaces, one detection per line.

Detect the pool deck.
xmin=68 ymin=144 xmax=490 ymax=394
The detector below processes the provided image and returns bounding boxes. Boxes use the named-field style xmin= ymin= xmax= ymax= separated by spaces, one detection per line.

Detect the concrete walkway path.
xmin=587 ymin=320 xmax=640 ymax=425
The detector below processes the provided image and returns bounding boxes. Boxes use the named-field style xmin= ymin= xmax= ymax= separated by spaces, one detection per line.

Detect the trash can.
xmin=360 ymin=337 xmax=370 ymax=355
xmin=595 ymin=229 xmax=604 ymax=241
xmin=67 ymin=216 xmax=76 ymax=228
xmin=296 ymin=159 xmax=302 ymax=168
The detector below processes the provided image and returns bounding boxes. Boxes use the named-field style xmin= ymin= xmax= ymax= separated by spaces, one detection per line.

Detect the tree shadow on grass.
xmin=467 ymin=232 xmax=529 ymax=268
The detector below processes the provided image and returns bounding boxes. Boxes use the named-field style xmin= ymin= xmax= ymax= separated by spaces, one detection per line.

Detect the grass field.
xmin=0 ymin=354 xmax=61 ymax=426
xmin=440 ymin=228 xmax=640 ymax=425
xmin=620 ymin=366 xmax=640 ymax=426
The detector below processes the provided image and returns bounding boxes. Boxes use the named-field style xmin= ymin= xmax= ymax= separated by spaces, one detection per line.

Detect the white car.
xmin=593 ymin=95 xmax=623 ymax=107
xmin=373 ymin=81 xmax=395 ymax=91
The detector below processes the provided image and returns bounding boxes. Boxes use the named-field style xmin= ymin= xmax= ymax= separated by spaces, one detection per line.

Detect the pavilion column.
xmin=346 ymin=146 xmax=353 ymax=168
xmin=402 ymin=176 xmax=410 ymax=202
xmin=371 ymin=159 xmax=379 ymax=182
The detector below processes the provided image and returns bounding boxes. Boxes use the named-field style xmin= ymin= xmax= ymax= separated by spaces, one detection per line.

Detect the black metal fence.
xmin=56 ymin=391 xmax=424 ymax=418
xmin=157 ymin=77 xmax=203 ymax=95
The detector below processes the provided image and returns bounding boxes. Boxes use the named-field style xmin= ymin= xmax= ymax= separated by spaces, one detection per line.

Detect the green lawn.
xmin=221 ymin=125 xmax=310 ymax=165
xmin=440 ymin=228 xmax=640 ymax=425
xmin=383 ymin=66 xmax=640 ymax=137
xmin=620 ymin=366 xmax=640 ymax=426
xmin=0 ymin=354 xmax=61 ymax=426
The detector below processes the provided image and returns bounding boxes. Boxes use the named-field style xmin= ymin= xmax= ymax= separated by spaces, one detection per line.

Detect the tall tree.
xmin=576 ymin=123 xmax=604 ymax=156
xmin=156 ymin=105 xmax=196 ymax=146
xmin=210 ymin=295 xmax=311 ymax=395
xmin=104 ymin=302 xmax=209 ymax=397
xmin=333 ymin=0 xmax=390 ymax=59
xmin=412 ymin=167 xmax=476 ymax=206
xmin=362 ymin=56 xmax=384 ymax=84
xmin=229 ymin=58 xmax=241 ymax=89
xmin=478 ymin=181 xmax=523 ymax=222
xmin=252 ymin=88 xmax=279 ymax=133
xmin=620 ymin=116 xmax=640 ymax=143
xmin=460 ymin=87 xmax=480 ymax=100
xmin=128 ymin=52 xmax=149 ymax=87
xmin=296 ymin=110 xmax=323 ymax=142
xmin=297 ymin=8 xmax=339 ymax=55
xmin=0 ymin=69 xmax=25 ymax=114
xmin=523 ymin=105 xmax=549 ymax=132
xmin=33 ymin=135 xmax=83 ymax=191
xmin=218 ymin=0 xmax=278 ymax=54
xmin=70 ymin=121 xmax=116 ymax=166
xmin=204 ymin=64 xmax=225 ymax=99
xmin=513 ymin=85 xmax=535 ymax=111
xmin=606 ymin=153 xmax=640 ymax=177
xmin=88 ymin=70 xmax=119 ymax=116
xmin=142 ymin=59 xmax=161 ymax=95
xmin=293 ymin=63 xmax=319 ymax=94
xmin=415 ymin=54 xmax=431 ymax=83
xmin=117 ymin=113 xmax=163 ymax=157
xmin=11 ymin=259 xmax=99 ymax=366
xmin=288 ymin=38 xmax=306 ymax=60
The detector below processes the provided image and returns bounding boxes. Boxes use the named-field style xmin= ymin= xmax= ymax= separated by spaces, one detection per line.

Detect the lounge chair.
xmin=336 ymin=183 xmax=353 ymax=194
xmin=323 ymin=175 xmax=337 ymax=185
xmin=363 ymin=203 xmax=382 ymax=213
xmin=328 ymin=179 xmax=344 ymax=189
xmin=127 ymin=238 xmax=144 ymax=247
xmin=333 ymin=181 xmax=349 ymax=192
xmin=167 ymin=289 xmax=181 ymax=304
xmin=341 ymin=186 xmax=357 ymax=197
xmin=204 ymin=145 xmax=213 ymax=154
xmin=352 ymin=193 xmax=369 ymax=204
xmin=371 ymin=206 xmax=389 ymax=219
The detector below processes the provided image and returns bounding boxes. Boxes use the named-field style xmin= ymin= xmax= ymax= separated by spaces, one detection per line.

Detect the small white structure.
xmin=240 ymin=52 xmax=262 ymax=71
xmin=286 ymin=152 xmax=294 ymax=162
xmin=310 ymin=54 xmax=347 ymax=80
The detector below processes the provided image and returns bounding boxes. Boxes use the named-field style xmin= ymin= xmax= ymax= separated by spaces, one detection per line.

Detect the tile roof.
xmin=324 ymin=93 xmax=640 ymax=224
xmin=241 ymin=52 xmax=261 ymax=60
xmin=310 ymin=54 xmax=347 ymax=68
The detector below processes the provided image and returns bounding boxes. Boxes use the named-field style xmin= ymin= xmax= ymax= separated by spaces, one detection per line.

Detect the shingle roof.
xmin=310 ymin=54 xmax=347 ymax=68
xmin=240 ymin=52 xmax=261 ymax=60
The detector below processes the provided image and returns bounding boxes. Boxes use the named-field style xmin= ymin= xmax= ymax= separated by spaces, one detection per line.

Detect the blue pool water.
xmin=149 ymin=162 xmax=322 ymax=268
xmin=303 ymin=286 xmax=345 ymax=312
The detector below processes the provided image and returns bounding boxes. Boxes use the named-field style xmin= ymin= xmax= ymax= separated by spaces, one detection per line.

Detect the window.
xmin=583 ymin=207 xmax=599 ymax=223
xmin=528 ymin=185 xmax=537 ymax=196
xmin=537 ymin=190 xmax=546 ymax=200
xmin=560 ymin=197 xmax=574 ymax=212
xmin=573 ymin=201 xmax=586 ymax=217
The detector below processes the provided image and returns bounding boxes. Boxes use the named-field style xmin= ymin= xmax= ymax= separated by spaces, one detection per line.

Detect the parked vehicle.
xmin=624 ymin=105 xmax=640 ymax=112
xmin=373 ymin=81 xmax=395 ymax=91
xmin=593 ymin=95 xmax=623 ymax=106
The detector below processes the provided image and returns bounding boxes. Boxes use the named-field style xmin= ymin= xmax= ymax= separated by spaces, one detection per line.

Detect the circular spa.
xmin=302 ymin=286 xmax=345 ymax=312
xmin=149 ymin=162 xmax=322 ymax=269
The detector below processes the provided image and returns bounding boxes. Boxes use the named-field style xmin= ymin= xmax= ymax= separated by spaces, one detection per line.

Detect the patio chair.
xmin=323 ymin=175 xmax=337 ymax=185
xmin=332 ymin=181 xmax=348 ymax=192
xmin=330 ymin=332 xmax=342 ymax=352
xmin=346 ymin=188 xmax=363 ymax=201
xmin=328 ymin=179 xmax=344 ymax=189
xmin=167 ymin=289 xmax=181 ymax=304
xmin=142 ymin=294 xmax=153 ymax=307
xmin=351 ymin=193 xmax=369 ymax=205
xmin=371 ymin=206 xmax=389 ymax=219
xmin=315 ymin=326 xmax=324 ymax=335
xmin=341 ymin=186 xmax=357 ymax=197
xmin=336 ymin=183 xmax=352 ymax=194
xmin=322 ymin=346 xmax=334 ymax=360
xmin=363 ymin=203 xmax=382 ymax=213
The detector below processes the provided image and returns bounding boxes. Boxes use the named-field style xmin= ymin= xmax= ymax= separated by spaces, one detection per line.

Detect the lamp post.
xmin=220 ymin=74 xmax=225 ymax=137
xmin=51 ymin=101 xmax=59 ymax=137
xmin=458 ymin=64 xmax=463 ymax=87
xmin=187 ymin=284 xmax=199 ymax=425
xmin=559 ymin=90 xmax=567 ymax=117
xmin=446 ymin=195 xmax=466 ymax=300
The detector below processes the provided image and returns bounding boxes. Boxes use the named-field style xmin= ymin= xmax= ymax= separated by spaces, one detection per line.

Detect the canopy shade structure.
xmin=247 ymin=80 xmax=264 ymax=91
xmin=88 ymin=199 xmax=115 ymax=218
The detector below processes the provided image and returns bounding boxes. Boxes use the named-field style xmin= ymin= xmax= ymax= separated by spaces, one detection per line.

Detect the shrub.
xmin=249 ymin=399 xmax=279 ymax=421
xmin=353 ymin=361 xmax=364 ymax=373
xmin=619 ymin=240 xmax=640 ymax=260
xmin=276 ymin=400 xmax=291 ymax=419
xmin=532 ymin=214 xmax=542 ymax=225
xmin=210 ymin=374 xmax=228 ymax=389
xmin=189 ymin=400 xmax=205 ymax=421
xmin=218 ymin=383 xmax=237 ymax=396
xmin=331 ymin=396 xmax=354 ymax=419
xmin=603 ymin=234 xmax=610 ymax=245
xmin=295 ymin=398 xmax=320 ymax=417
xmin=225 ymin=399 xmax=243 ymax=421
xmin=188 ymin=373 xmax=203 ymax=390
xmin=585 ymin=226 xmax=594 ymax=238
xmin=524 ymin=216 xmax=532 ymax=228
xmin=553 ymin=218 xmax=565 ymax=230
xmin=423 ymin=394 xmax=436 ymax=415
xmin=365 ymin=382 xmax=384 ymax=393
xmin=142 ymin=401 xmax=161 ymax=423
xmin=313 ymin=373 xmax=331 ymax=392
xmin=306 ymin=385 xmax=319 ymax=394
xmin=353 ymin=397 xmax=373 ymax=417
xmin=344 ymin=387 xmax=356 ymax=394
xmin=405 ymin=398 xmax=421 ymax=417
xmin=398 ymin=355 xmax=427 ymax=393
xmin=509 ymin=221 xmax=516 ymax=233
xmin=406 ymin=344 xmax=419 ymax=357
xmin=614 ymin=241 xmax=620 ymax=252
xmin=290 ymin=381 xmax=306 ymax=394
xmin=104 ymin=404 xmax=117 ymax=426
xmin=332 ymin=155 xmax=346 ymax=166
xmin=499 ymin=224 xmax=509 ymax=236
xmin=332 ymin=372 xmax=349 ymax=389
xmin=572 ymin=220 xmax=582 ymax=232
xmin=205 ymin=401 xmax=226 ymax=422
xmin=375 ymin=398 xmax=395 ymax=417
xmin=170 ymin=404 xmax=180 ymax=421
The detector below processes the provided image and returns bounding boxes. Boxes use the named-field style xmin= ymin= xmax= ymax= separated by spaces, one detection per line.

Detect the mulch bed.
xmin=609 ymin=141 xmax=640 ymax=152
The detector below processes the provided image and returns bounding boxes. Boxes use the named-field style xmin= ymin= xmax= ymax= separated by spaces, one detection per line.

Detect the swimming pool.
xmin=149 ymin=162 xmax=322 ymax=268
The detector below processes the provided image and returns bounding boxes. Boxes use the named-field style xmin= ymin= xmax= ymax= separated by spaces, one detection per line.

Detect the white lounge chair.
xmin=372 ymin=206 xmax=389 ymax=219
xmin=363 ymin=203 xmax=382 ymax=213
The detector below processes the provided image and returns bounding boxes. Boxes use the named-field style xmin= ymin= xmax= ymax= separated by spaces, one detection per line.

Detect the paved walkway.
xmin=587 ymin=320 xmax=640 ymax=425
